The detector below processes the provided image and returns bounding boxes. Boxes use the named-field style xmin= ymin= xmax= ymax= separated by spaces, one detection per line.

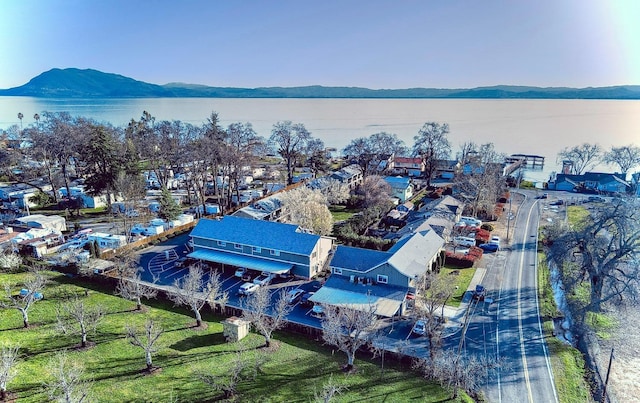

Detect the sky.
xmin=1 ymin=0 xmax=639 ymax=90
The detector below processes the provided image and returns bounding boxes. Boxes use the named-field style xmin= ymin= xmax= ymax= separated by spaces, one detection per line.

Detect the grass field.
xmin=439 ymin=267 xmax=475 ymax=307
xmin=329 ymin=205 xmax=359 ymax=222
xmin=536 ymin=254 xmax=590 ymax=403
xmin=1 ymin=270 xmax=470 ymax=402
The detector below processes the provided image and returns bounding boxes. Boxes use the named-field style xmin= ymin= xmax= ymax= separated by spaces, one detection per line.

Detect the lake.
xmin=2 ymin=96 xmax=640 ymax=181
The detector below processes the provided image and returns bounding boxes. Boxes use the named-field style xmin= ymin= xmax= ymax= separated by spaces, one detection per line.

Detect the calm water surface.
xmin=2 ymin=97 xmax=639 ymax=180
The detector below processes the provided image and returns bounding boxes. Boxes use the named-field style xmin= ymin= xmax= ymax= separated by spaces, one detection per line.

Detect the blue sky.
xmin=1 ymin=0 xmax=639 ymax=89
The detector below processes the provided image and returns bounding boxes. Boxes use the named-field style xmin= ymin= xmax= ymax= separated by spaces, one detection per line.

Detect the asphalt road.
xmin=461 ymin=191 xmax=558 ymax=403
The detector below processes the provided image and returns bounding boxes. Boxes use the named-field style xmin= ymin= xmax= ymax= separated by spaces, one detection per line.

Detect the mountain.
xmin=1 ymin=68 xmax=639 ymax=99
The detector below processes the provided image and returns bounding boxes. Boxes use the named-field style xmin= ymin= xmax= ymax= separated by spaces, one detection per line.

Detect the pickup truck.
xmin=253 ymin=271 xmax=276 ymax=286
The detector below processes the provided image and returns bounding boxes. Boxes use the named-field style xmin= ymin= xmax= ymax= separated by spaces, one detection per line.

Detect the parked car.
xmin=234 ymin=267 xmax=248 ymax=278
xmin=411 ymin=319 xmax=426 ymax=336
xmin=479 ymin=243 xmax=499 ymax=252
xmin=311 ymin=304 xmax=325 ymax=318
xmin=588 ymin=196 xmax=605 ymax=203
xmin=454 ymin=236 xmax=476 ymax=247
xmin=253 ymin=271 xmax=276 ymax=286
xmin=286 ymin=288 xmax=305 ymax=304
xmin=472 ymin=284 xmax=486 ymax=301
xmin=238 ymin=282 xmax=259 ymax=296
xmin=550 ymin=199 xmax=564 ymax=206
xmin=300 ymin=291 xmax=315 ymax=306
xmin=490 ymin=235 xmax=500 ymax=245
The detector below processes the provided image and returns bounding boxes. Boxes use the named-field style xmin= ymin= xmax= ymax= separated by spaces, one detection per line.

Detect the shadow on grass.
xmin=169 ymin=332 xmax=227 ymax=351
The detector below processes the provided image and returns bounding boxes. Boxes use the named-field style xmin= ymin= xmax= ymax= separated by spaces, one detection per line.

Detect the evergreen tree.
xmin=158 ymin=188 xmax=182 ymax=222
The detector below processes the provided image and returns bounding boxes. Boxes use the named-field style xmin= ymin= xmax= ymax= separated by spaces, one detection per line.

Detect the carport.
xmin=309 ymin=276 xmax=407 ymax=318
xmin=187 ymin=249 xmax=292 ymax=275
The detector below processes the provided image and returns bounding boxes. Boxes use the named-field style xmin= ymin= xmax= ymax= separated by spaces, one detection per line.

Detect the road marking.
xmin=518 ymin=200 xmax=536 ymax=402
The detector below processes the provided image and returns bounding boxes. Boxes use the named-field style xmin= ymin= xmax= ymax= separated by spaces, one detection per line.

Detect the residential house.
xmin=311 ymin=229 xmax=445 ymax=317
xmin=405 ymin=195 xmax=464 ymax=242
xmin=0 ymin=183 xmax=51 ymax=210
xmin=549 ymin=172 xmax=629 ymax=194
xmin=390 ymin=157 xmax=425 ymax=177
xmin=330 ymin=164 xmax=363 ymax=189
xmin=187 ymin=216 xmax=333 ymax=279
xmin=384 ymin=176 xmax=414 ymax=203
xmin=233 ymin=194 xmax=283 ymax=221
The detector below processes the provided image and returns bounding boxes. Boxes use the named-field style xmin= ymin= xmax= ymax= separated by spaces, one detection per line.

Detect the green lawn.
xmin=440 ymin=267 xmax=476 ymax=307
xmin=1 ymin=270 xmax=468 ymax=402
xmin=329 ymin=205 xmax=360 ymax=222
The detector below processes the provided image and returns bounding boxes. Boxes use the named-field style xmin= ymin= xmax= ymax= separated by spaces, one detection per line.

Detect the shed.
xmin=222 ymin=316 xmax=251 ymax=342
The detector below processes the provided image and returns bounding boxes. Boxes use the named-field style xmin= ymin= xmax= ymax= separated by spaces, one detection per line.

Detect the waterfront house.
xmin=390 ymin=156 xmax=425 ymax=177
xmin=330 ymin=164 xmax=363 ymax=189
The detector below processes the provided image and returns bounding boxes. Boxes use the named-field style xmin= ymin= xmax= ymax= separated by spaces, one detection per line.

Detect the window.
xmin=377 ymin=275 xmax=388 ymax=284
xmin=252 ymin=246 xmax=261 ymax=254
xmin=333 ymin=268 xmax=342 ymax=275
xmin=235 ymin=243 xmax=242 ymax=250
xmin=217 ymin=241 xmax=226 ymax=247
xmin=270 ymin=249 xmax=280 ymax=256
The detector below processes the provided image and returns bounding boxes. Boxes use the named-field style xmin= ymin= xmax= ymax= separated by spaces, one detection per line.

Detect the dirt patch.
xmin=188 ymin=322 xmax=209 ymax=331
xmin=595 ymin=309 xmax=640 ymax=402
xmin=140 ymin=366 xmax=163 ymax=376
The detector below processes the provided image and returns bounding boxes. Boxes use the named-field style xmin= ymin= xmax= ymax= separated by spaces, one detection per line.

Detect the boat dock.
xmin=504 ymin=154 xmax=545 ymax=175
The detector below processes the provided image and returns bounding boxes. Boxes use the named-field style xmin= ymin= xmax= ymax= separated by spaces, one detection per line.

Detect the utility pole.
xmin=601 ymin=348 xmax=614 ymax=403
xmin=506 ymin=196 xmax=513 ymax=242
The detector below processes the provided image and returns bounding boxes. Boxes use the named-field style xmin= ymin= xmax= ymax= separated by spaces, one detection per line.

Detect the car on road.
xmin=411 ymin=319 xmax=426 ymax=336
xmin=286 ymin=288 xmax=305 ymax=304
xmin=253 ymin=271 xmax=276 ymax=286
xmin=234 ymin=267 xmax=248 ymax=278
xmin=472 ymin=284 xmax=486 ymax=301
xmin=479 ymin=243 xmax=499 ymax=252
xmin=238 ymin=282 xmax=260 ymax=296
xmin=300 ymin=291 xmax=315 ymax=306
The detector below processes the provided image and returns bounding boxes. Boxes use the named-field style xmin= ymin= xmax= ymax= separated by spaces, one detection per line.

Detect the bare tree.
xmin=113 ymin=171 xmax=147 ymax=241
xmin=549 ymin=198 xmax=640 ymax=316
xmin=241 ymin=287 xmax=293 ymax=348
xmin=603 ymin=144 xmax=640 ymax=177
xmin=56 ymin=295 xmax=104 ymax=348
xmin=414 ymin=272 xmax=453 ymax=362
xmin=343 ymin=132 xmax=406 ymax=177
xmin=169 ymin=265 xmax=228 ymax=328
xmin=45 ymin=351 xmax=92 ymax=403
xmin=196 ymin=351 xmax=267 ymax=400
xmin=413 ymin=122 xmax=451 ymax=187
xmin=278 ymin=187 xmax=333 ymax=235
xmin=1 ymin=271 xmax=47 ymax=328
xmin=321 ymin=304 xmax=378 ymax=371
xmin=116 ymin=264 xmax=158 ymax=311
xmin=313 ymin=374 xmax=347 ymax=403
xmin=269 ymin=121 xmax=312 ymax=185
xmin=125 ymin=318 xmax=163 ymax=372
xmin=0 ymin=344 xmax=19 ymax=401
xmin=557 ymin=143 xmax=603 ymax=175
xmin=414 ymin=351 xmax=498 ymax=399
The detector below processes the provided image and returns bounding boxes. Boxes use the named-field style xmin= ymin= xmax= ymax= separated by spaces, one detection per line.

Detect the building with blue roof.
xmin=319 ymin=229 xmax=445 ymax=317
xmin=188 ymin=216 xmax=333 ymax=279
xmin=384 ymin=176 xmax=414 ymax=202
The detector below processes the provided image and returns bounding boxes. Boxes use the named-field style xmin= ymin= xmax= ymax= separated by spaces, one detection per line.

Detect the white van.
xmin=459 ymin=216 xmax=482 ymax=227
xmin=454 ymin=236 xmax=476 ymax=247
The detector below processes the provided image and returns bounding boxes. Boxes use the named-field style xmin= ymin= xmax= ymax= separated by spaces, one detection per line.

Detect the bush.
xmin=481 ymin=223 xmax=494 ymax=231
xmin=445 ymin=247 xmax=484 ymax=268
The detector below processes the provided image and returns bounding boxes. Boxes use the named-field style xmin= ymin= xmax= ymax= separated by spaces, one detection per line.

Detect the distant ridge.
xmin=1 ymin=68 xmax=639 ymax=99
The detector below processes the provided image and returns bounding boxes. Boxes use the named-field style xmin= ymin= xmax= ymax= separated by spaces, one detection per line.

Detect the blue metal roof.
xmin=309 ymin=276 xmax=406 ymax=317
xmin=330 ymin=245 xmax=390 ymax=273
xmin=188 ymin=249 xmax=291 ymax=273
xmin=190 ymin=216 xmax=320 ymax=255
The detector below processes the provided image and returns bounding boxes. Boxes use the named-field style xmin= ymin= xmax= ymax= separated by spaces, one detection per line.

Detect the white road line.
xmin=518 ymin=200 xmax=536 ymax=402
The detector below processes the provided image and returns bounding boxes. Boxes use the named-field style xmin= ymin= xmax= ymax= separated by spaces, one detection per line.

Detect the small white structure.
xmin=16 ymin=214 xmax=67 ymax=232
xmin=170 ymin=214 xmax=195 ymax=227
xmin=87 ymin=232 xmax=127 ymax=250
xmin=222 ymin=316 xmax=251 ymax=342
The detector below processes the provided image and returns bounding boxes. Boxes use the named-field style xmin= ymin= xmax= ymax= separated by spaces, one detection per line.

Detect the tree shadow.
xmin=169 ymin=332 xmax=227 ymax=351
